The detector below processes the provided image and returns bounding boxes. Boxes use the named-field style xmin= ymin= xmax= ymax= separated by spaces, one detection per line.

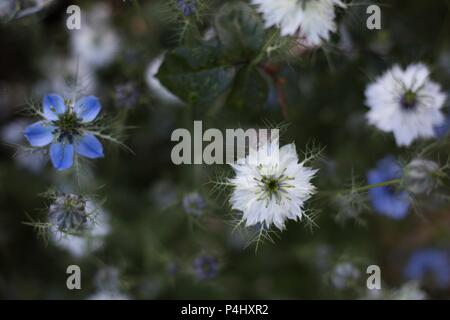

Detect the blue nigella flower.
xmin=24 ymin=94 xmax=104 ymax=171
xmin=177 ymin=0 xmax=196 ymax=16
xmin=404 ymin=249 xmax=450 ymax=288
xmin=367 ymin=155 xmax=410 ymax=219
xmin=193 ymin=254 xmax=218 ymax=281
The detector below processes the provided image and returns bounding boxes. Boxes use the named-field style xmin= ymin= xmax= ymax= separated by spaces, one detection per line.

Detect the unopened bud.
xmin=49 ymin=193 xmax=88 ymax=232
xmin=403 ymin=159 xmax=440 ymax=195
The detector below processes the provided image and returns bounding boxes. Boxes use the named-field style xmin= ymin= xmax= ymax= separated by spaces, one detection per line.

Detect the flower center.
xmin=53 ymin=111 xmax=82 ymax=144
xmin=263 ymin=176 xmax=281 ymax=193
xmin=256 ymin=172 xmax=294 ymax=204
xmin=400 ymin=90 xmax=418 ymax=110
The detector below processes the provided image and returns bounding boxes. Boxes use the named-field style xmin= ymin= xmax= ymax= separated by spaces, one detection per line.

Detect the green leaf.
xmin=156 ymin=46 xmax=236 ymax=105
xmin=214 ymin=1 xmax=265 ymax=62
xmin=226 ymin=65 xmax=269 ymax=110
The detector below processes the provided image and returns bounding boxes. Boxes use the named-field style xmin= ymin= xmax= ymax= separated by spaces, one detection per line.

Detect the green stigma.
xmin=400 ymin=90 xmax=418 ymax=110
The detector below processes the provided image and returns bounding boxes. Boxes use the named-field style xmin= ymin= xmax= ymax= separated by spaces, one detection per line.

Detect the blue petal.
xmin=76 ymin=134 xmax=104 ymax=159
xmin=24 ymin=121 xmax=55 ymax=147
xmin=50 ymin=143 xmax=74 ymax=170
xmin=43 ymin=94 xmax=67 ymax=121
xmin=74 ymin=96 xmax=101 ymax=123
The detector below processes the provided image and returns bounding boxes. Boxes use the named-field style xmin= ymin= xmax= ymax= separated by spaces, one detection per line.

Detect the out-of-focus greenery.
xmin=0 ymin=0 xmax=450 ymax=299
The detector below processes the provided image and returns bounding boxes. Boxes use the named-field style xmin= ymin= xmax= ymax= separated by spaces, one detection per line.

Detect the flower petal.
xmin=50 ymin=143 xmax=74 ymax=170
xmin=24 ymin=121 xmax=55 ymax=147
xmin=74 ymin=96 xmax=101 ymax=123
xmin=76 ymin=134 xmax=104 ymax=159
xmin=43 ymin=94 xmax=67 ymax=121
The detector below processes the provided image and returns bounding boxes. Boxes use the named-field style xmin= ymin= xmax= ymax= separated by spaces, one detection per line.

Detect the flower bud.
xmin=403 ymin=159 xmax=440 ymax=195
xmin=48 ymin=193 xmax=88 ymax=233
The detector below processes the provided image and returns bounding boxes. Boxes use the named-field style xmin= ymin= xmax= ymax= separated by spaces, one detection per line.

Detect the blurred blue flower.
xmin=115 ymin=83 xmax=140 ymax=109
xmin=24 ymin=94 xmax=104 ymax=171
xmin=404 ymin=249 xmax=450 ymax=288
xmin=367 ymin=156 xmax=410 ymax=219
xmin=193 ymin=255 xmax=218 ymax=281
xmin=434 ymin=114 xmax=450 ymax=138
xmin=183 ymin=192 xmax=206 ymax=216
xmin=167 ymin=262 xmax=178 ymax=277
xmin=177 ymin=0 xmax=196 ymax=16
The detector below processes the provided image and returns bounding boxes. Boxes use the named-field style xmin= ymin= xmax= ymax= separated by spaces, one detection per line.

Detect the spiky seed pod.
xmin=403 ymin=159 xmax=440 ymax=195
xmin=48 ymin=193 xmax=88 ymax=233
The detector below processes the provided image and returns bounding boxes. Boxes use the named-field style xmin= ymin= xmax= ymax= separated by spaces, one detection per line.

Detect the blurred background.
xmin=1 ymin=0 xmax=450 ymax=299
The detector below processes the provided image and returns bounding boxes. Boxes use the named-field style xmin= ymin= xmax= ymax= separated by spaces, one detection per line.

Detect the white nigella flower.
xmin=365 ymin=63 xmax=447 ymax=146
xmin=229 ymin=141 xmax=317 ymax=230
xmin=251 ymin=0 xmax=346 ymax=47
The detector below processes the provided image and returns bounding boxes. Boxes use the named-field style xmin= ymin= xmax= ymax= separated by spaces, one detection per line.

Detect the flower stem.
xmin=318 ymin=178 xmax=402 ymax=196
xmin=251 ymin=29 xmax=278 ymax=66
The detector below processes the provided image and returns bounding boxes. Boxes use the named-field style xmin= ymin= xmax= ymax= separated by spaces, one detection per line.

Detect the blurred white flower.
xmin=70 ymin=4 xmax=120 ymax=69
xmin=87 ymin=291 xmax=130 ymax=300
xmin=51 ymin=201 xmax=110 ymax=258
xmin=361 ymin=281 xmax=427 ymax=300
xmin=71 ymin=26 xmax=120 ymax=69
xmin=34 ymin=54 xmax=97 ymax=97
xmin=365 ymin=63 xmax=446 ymax=146
xmin=145 ymin=54 xmax=181 ymax=103
xmin=389 ymin=281 xmax=427 ymax=300
xmin=251 ymin=0 xmax=346 ymax=47
xmin=87 ymin=266 xmax=130 ymax=300
xmin=1 ymin=119 xmax=28 ymax=145
xmin=0 ymin=0 xmax=16 ymax=21
xmin=2 ymin=119 xmax=48 ymax=173
xmin=229 ymin=141 xmax=317 ymax=230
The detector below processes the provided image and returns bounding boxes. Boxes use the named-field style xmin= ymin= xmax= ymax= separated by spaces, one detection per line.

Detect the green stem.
xmin=318 ymin=178 xmax=402 ymax=197
xmin=251 ymin=29 xmax=278 ymax=66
